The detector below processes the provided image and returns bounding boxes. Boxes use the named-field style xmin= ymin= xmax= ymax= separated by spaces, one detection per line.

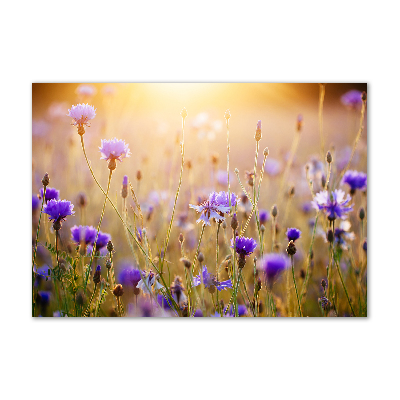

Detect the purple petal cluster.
xmin=341 ymin=90 xmax=363 ymax=108
xmin=286 ymin=228 xmax=301 ymax=242
xmin=189 ymin=191 xmax=237 ymax=226
xmin=264 ymin=158 xmax=282 ymax=176
xmin=94 ymin=231 xmax=111 ymax=250
xmin=312 ymin=189 xmax=353 ymax=221
xmin=43 ymin=199 xmax=75 ymax=222
xmin=118 ymin=266 xmax=143 ymax=288
xmin=99 ymin=138 xmax=131 ymax=162
xmin=231 ymin=236 xmax=257 ymax=257
xmin=70 ymin=225 xmax=97 ymax=245
xmin=342 ymin=170 xmax=367 ymax=192
xmin=193 ymin=266 xmax=232 ymax=291
xmin=67 ymin=103 xmax=96 ymax=126
xmin=40 ymin=187 xmax=60 ymax=202
xmin=259 ymin=253 xmax=290 ymax=288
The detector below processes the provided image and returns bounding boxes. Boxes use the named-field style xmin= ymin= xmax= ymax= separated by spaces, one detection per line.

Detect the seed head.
xmin=321 ymin=279 xmax=327 ymax=289
xmin=361 ymin=92 xmax=367 ymax=101
xmin=326 ymin=151 xmax=332 ymax=164
xmin=222 ymin=221 xmax=227 ymax=230
xmin=231 ymin=213 xmax=238 ymax=231
xmin=286 ymin=240 xmax=297 ymax=256
xmin=93 ymin=265 xmax=101 ymax=284
xmin=77 ymin=192 xmax=87 ymax=207
xmin=42 ymin=173 xmax=50 ymax=187
xmin=197 ymin=252 xmax=204 ymax=264
xmin=326 ymin=229 xmax=334 ymax=243
xmin=289 ymin=186 xmax=295 ymax=196
xmin=106 ymin=259 xmax=112 ymax=270
xmin=107 ymin=240 xmax=114 ymax=253
xmin=180 ymin=257 xmax=191 ymax=269
xmin=113 ymin=284 xmax=124 ymax=297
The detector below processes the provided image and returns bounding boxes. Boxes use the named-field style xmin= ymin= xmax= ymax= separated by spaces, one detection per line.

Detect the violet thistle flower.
xmin=341 ymin=90 xmax=363 ymax=109
xmin=39 ymin=187 xmax=60 ymax=203
xmin=92 ymin=231 xmax=111 ymax=252
xmin=118 ymin=266 xmax=142 ymax=289
xmin=258 ymin=253 xmax=290 ymax=289
xmin=43 ymin=199 xmax=75 ymax=230
xmin=286 ymin=228 xmax=302 ymax=242
xmin=312 ymin=189 xmax=353 ymax=221
xmin=193 ymin=266 xmax=232 ymax=292
xmin=189 ymin=191 xmax=238 ymax=226
xmin=342 ymin=170 xmax=367 ymax=194
xmin=99 ymin=138 xmax=131 ymax=170
xmin=231 ymin=236 xmax=257 ymax=269
xmin=70 ymin=225 xmax=97 ymax=246
xmin=67 ymin=103 xmax=96 ymax=135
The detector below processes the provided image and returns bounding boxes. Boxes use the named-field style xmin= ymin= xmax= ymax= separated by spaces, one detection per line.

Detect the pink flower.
xmin=68 ymin=103 xmax=96 ymax=126
xmin=99 ymin=138 xmax=131 ymax=163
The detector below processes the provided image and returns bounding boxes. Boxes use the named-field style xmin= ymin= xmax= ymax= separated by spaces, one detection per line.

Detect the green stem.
xmin=291 ymin=255 xmax=302 ymax=317
xmin=333 ymin=252 xmax=356 ymax=316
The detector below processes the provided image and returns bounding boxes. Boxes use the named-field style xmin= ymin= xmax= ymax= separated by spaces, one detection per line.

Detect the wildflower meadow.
xmin=32 ymin=83 xmax=367 ymax=317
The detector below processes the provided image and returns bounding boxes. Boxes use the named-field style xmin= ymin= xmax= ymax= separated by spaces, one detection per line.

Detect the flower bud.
xmin=231 ymin=213 xmax=238 ymax=231
xmin=286 ymin=240 xmax=297 ymax=256
xmin=326 ymin=151 xmax=332 ymax=164
xmin=326 ymin=229 xmax=334 ymax=243
xmin=136 ymin=170 xmax=142 ymax=181
xmin=93 ymin=265 xmax=101 ymax=284
xmin=42 ymin=173 xmax=50 ymax=187
xmin=197 ymin=252 xmax=204 ymax=263
xmin=361 ymin=92 xmax=367 ymax=101
xmin=180 ymin=257 xmax=191 ymax=269
xmin=178 ymin=233 xmax=184 ymax=244
xmin=359 ymin=207 xmax=365 ymax=220
xmin=181 ymin=108 xmax=188 ymax=119
xmin=113 ymin=284 xmax=124 ymax=297
xmin=106 ymin=259 xmax=112 ymax=269
xmin=224 ymin=109 xmax=231 ymax=120
xmin=271 ymin=204 xmax=278 ymax=218
xmin=107 ymin=240 xmax=114 ymax=253
xmin=263 ymin=147 xmax=269 ymax=157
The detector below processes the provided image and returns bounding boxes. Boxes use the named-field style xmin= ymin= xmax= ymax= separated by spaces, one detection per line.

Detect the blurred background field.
xmin=32 ymin=82 xmax=367 ymax=317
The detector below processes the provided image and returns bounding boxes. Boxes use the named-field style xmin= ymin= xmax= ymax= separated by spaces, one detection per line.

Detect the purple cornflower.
xmin=258 ymin=253 xmax=290 ymax=289
xmin=341 ymin=90 xmax=363 ymax=109
xmin=32 ymin=195 xmax=40 ymax=212
xmin=43 ymin=199 xmax=75 ymax=222
xmin=67 ymin=103 xmax=96 ymax=126
xmin=40 ymin=187 xmax=60 ymax=203
xmin=118 ymin=266 xmax=143 ymax=288
xmin=342 ymin=170 xmax=367 ymax=193
xmin=286 ymin=228 xmax=301 ymax=242
xmin=332 ymin=221 xmax=355 ymax=250
xmin=231 ymin=236 xmax=257 ymax=257
xmin=189 ymin=191 xmax=237 ymax=226
xmin=99 ymin=138 xmax=131 ymax=163
xmin=193 ymin=266 xmax=232 ymax=291
xmin=93 ymin=231 xmax=111 ymax=251
xmin=194 ymin=309 xmax=203 ymax=317
xmin=70 ymin=225 xmax=97 ymax=246
xmin=157 ymin=294 xmax=172 ymax=310
xmin=259 ymin=209 xmax=270 ymax=225
xmin=312 ymin=189 xmax=353 ymax=221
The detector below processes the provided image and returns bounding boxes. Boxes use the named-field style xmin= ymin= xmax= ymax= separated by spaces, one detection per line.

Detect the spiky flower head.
xmin=312 ymin=189 xmax=353 ymax=221
xmin=67 ymin=103 xmax=96 ymax=127
xmin=70 ymin=225 xmax=97 ymax=246
xmin=99 ymin=138 xmax=131 ymax=170
xmin=341 ymin=90 xmax=363 ymax=109
xmin=189 ymin=191 xmax=238 ymax=226
xmin=40 ymin=187 xmax=60 ymax=203
xmin=43 ymin=199 xmax=75 ymax=223
xmin=231 ymin=236 xmax=257 ymax=257
xmin=286 ymin=228 xmax=301 ymax=242
xmin=192 ymin=266 xmax=232 ymax=291
xmin=342 ymin=170 xmax=367 ymax=193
